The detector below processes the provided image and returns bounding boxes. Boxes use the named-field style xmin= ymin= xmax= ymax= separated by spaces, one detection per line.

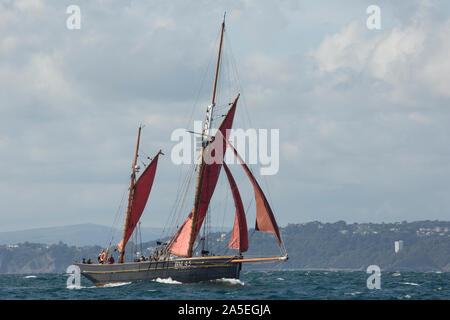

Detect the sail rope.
xmin=161 ymin=162 xmax=196 ymax=240
xmin=139 ymin=222 xmax=143 ymax=258
xmin=104 ymin=185 xmax=128 ymax=252
xmin=183 ymin=26 xmax=222 ymax=132
xmin=223 ymin=31 xmax=288 ymax=257
xmin=223 ymin=31 xmax=254 ymax=132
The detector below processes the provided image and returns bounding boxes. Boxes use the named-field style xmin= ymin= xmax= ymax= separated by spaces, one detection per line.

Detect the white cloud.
xmin=369 ymin=25 xmax=425 ymax=80
xmin=0 ymin=36 xmax=18 ymax=53
xmin=408 ymin=112 xmax=432 ymax=124
xmin=314 ymin=21 xmax=380 ymax=74
xmin=281 ymin=141 xmax=301 ymax=160
xmin=317 ymin=120 xmax=337 ymax=137
xmin=312 ymin=4 xmax=450 ymax=104
xmin=1 ymin=0 xmax=450 ymax=231
xmin=25 ymin=52 xmax=77 ymax=104
xmin=13 ymin=0 xmax=44 ymax=12
xmin=419 ymin=20 xmax=450 ymax=97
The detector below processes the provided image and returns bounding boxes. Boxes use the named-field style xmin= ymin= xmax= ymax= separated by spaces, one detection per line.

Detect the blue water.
xmin=0 ymin=270 xmax=448 ymax=300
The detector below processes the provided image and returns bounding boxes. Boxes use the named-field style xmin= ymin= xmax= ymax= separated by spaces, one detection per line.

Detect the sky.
xmin=1 ymin=0 xmax=450 ymax=232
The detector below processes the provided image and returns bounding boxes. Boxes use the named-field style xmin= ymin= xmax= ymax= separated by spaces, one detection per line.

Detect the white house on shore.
xmin=394 ymin=240 xmax=404 ymax=253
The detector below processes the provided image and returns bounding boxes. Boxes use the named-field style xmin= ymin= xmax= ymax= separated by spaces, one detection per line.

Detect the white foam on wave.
xmin=276 ymin=277 xmax=284 ymax=281
xmin=401 ymin=282 xmax=420 ymax=286
xmin=153 ymin=277 xmax=182 ymax=284
xmin=392 ymin=272 xmax=401 ymax=277
xmin=66 ymin=285 xmax=93 ymax=290
xmin=212 ymin=278 xmax=245 ymax=286
xmin=344 ymin=291 xmax=362 ymax=296
xmin=67 ymin=282 xmax=130 ymax=290
xmin=103 ymin=282 xmax=132 ymax=288
xmin=24 ymin=275 xmax=37 ymax=279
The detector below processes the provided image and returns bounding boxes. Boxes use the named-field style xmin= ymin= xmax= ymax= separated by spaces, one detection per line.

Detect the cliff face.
xmin=0 ymin=221 xmax=449 ymax=274
xmin=0 ymin=242 xmax=102 ymax=274
xmin=3 ymin=253 xmax=57 ymax=274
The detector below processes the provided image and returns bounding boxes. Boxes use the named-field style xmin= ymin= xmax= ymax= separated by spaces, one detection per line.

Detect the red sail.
xmin=223 ymin=162 xmax=248 ymax=252
xmin=168 ymin=97 xmax=238 ymax=256
xmin=165 ymin=209 xmax=194 ymax=256
xmin=223 ymin=136 xmax=282 ymax=247
xmin=117 ymin=152 xmax=160 ymax=251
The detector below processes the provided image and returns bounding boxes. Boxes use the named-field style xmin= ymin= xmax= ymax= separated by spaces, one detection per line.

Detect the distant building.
xmin=394 ymin=240 xmax=404 ymax=253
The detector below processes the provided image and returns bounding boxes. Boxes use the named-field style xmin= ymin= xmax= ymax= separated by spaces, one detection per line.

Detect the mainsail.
xmin=167 ymin=96 xmax=238 ymax=256
xmin=117 ymin=150 xmax=161 ymax=252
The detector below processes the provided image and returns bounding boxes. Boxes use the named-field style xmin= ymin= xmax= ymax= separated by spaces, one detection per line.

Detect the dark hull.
xmin=74 ymin=256 xmax=242 ymax=286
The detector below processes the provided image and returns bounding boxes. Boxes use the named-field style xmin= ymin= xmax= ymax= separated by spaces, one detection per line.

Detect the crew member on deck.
xmin=98 ymin=250 xmax=106 ymax=264
xmin=107 ymin=255 xmax=115 ymax=264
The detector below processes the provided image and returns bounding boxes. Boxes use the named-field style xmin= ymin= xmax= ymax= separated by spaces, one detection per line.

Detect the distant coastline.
xmin=0 ymin=220 xmax=449 ymax=274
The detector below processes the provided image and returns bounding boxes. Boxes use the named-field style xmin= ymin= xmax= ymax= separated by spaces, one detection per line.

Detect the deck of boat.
xmin=74 ymin=255 xmax=242 ymax=286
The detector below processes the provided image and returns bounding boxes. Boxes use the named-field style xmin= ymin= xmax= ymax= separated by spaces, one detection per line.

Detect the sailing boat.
xmin=75 ymin=16 xmax=287 ymax=286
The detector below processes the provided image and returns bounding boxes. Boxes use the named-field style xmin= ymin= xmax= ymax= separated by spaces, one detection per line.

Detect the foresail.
xmin=223 ymin=162 xmax=248 ymax=253
xmin=117 ymin=151 xmax=161 ymax=252
xmin=165 ymin=210 xmax=194 ymax=257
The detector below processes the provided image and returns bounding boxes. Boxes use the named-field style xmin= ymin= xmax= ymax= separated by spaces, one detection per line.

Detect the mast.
xmin=187 ymin=15 xmax=226 ymax=257
xmin=119 ymin=126 xmax=141 ymax=263
xmin=211 ymin=14 xmax=225 ymax=107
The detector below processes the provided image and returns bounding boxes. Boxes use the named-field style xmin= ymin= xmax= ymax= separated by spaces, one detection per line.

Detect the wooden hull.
xmin=74 ymin=256 xmax=242 ymax=286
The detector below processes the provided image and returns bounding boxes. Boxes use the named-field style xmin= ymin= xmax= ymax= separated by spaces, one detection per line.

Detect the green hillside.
xmin=0 ymin=221 xmax=449 ymax=274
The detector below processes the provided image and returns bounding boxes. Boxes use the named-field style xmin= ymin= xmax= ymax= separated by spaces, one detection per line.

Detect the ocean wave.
xmin=103 ymin=282 xmax=131 ymax=288
xmin=66 ymin=284 xmax=94 ymax=290
xmin=24 ymin=275 xmax=37 ymax=279
xmin=401 ymin=282 xmax=420 ymax=286
xmin=344 ymin=291 xmax=362 ymax=296
xmin=392 ymin=272 xmax=401 ymax=277
xmin=152 ymin=277 xmax=182 ymax=284
xmin=211 ymin=278 xmax=245 ymax=286
xmin=67 ymin=282 xmax=130 ymax=290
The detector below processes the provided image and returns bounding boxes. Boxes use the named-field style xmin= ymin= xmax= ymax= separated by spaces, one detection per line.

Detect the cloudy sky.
xmin=1 ymin=0 xmax=449 ymax=232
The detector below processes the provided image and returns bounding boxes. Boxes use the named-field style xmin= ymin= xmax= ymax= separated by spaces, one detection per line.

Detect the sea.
xmin=0 ymin=269 xmax=448 ymax=300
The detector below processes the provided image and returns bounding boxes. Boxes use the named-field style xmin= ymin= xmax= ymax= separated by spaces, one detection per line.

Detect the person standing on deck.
xmin=98 ymin=250 xmax=106 ymax=264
